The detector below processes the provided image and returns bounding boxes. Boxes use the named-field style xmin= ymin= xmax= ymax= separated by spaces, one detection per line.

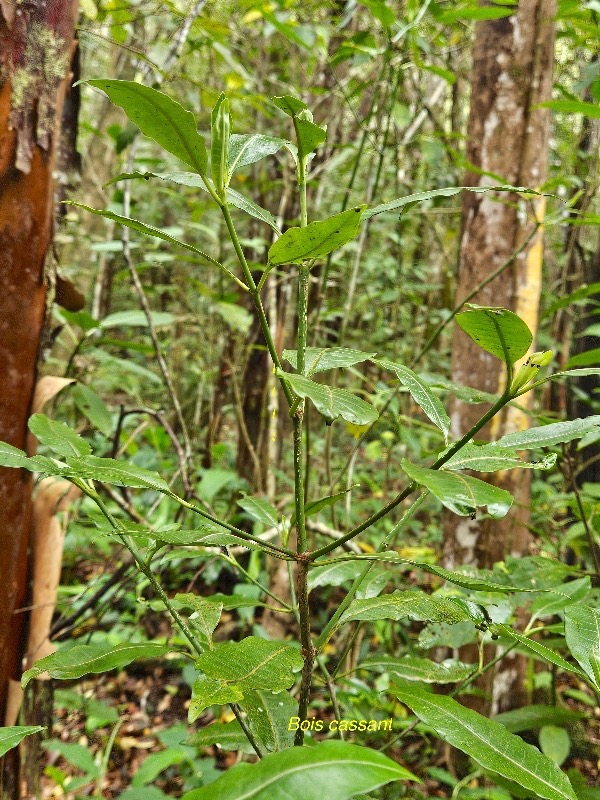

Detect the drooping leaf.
xmin=0 ymin=442 xmax=38 ymax=469
xmin=72 ymin=384 xmax=112 ymax=436
xmin=492 ymin=417 xmax=600 ymax=449
xmin=85 ymin=80 xmax=208 ymax=173
xmin=444 ymin=443 xmax=557 ymax=472
xmin=456 ymin=306 xmax=533 ymax=365
xmin=65 ymin=202 xmax=221 ymax=266
xmin=0 ymin=726 xmax=45 ymax=757
xmin=240 ymin=689 xmax=298 ymax=752
xmin=22 ymin=642 xmax=169 ymax=687
xmin=537 ymin=100 xmax=600 ymax=119
xmin=531 ymin=577 xmax=591 ymax=622
xmin=237 ymin=496 xmax=279 ymax=527
xmin=277 ymin=371 xmax=378 ymax=425
xmin=401 ymin=459 xmax=513 ymax=518
xmin=273 ymin=95 xmax=308 ymax=117
xmin=493 ymin=625 xmax=587 ymax=679
xmin=62 ymin=455 xmax=169 ymax=491
xmin=283 ymin=347 xmax=376 ymax=375
xmin=377 ymin=359 xmax=450 ymax=442
xmin=359 ymin=655 xmax=474 ymax=684
xmin=228 ymin=134 xmax=290 ymax=174
xmin=493 ymin=705 xmax=586 ymax=734
xmin=564 ymin=605 xmax=600 ymax=689
xmin=339 ymin=589 xmax=478 ymax=627
xmin=268 ymin=207 xmax=364 ymax=266
xmin=28 ymin=414 xmax=91 ymax=458
xmin=181 ymin=740 xmax=416 ymax=800
xmin=395 ymin=687 xmax=577 ymax=800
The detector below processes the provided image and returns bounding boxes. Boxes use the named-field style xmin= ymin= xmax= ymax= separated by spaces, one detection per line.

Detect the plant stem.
xmin=231 ymin=704 xmax=264 ymax=758
xmin=294 ymin=559 xmax=315 ymax=746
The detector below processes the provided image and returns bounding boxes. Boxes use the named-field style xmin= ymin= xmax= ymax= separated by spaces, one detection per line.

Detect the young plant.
xmin=2 ymin=82 xmax=599 ymax=800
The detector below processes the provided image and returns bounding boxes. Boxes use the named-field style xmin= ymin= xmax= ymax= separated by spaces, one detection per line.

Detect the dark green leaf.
xmin=493 ymin=705 xmax=586 ymax=734
xmin=187 ymin=721 xmax=255 ymax=754
xmin=181 ymin=740 xmax=416 ymax=800
xmin=360 ymin=655 xmax=474 ymax=684
xmin=28 ymin=414 xmax=91 ymax=458
xmin=63 ymin=455 xmax=169 ymax=491
xmin=240 ymin=689 xmax=298 ymax=752
xmin=0 ymin=726 xmax=45 ymax=757
xmin=72 ymin=384 xmax=112 ymax=436
xmin=339 ymin=589 xmax=477 ymax=627
xmin=86 ymin=80 xmax=208 ymax=173
xmin=295 ymin=118 xmax=327 ymax=155
xmin=395 ymin=688 xmax=577 ymax=800
xmin=564 ymin=605 xmax=600 ymax=690
xmin=132 ymin=749 xmax=186 ymax=786
xmin=456 ymin=306 xmax=533 ymax=365
xmin=268 ymin=207 xmax=364 ymax=265
xmin=277 ymin=371 xmax=378 ymax=425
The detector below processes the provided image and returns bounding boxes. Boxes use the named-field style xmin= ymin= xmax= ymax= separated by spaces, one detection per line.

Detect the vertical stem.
xmin=294 ymin=559 xmax=315 ymax=746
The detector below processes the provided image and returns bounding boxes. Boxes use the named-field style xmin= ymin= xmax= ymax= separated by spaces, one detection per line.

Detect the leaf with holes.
xmin=85 ymin=80 xmax=208 ymax=174
xmin=456 ymin=306 xmax=532 ymax=365
xmin=402 ymin=459 xmax=513 ymax=518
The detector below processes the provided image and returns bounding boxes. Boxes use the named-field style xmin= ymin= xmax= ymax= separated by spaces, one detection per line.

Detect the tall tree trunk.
xmin=0 ymin=2 xmax=79 ymax=793
xmin=443 ymin=0 xmax=556 ymax=713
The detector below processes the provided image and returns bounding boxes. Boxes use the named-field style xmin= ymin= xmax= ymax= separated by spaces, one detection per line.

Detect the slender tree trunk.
xmin=443 ymin=0 xmax=556 ymax=713
xmin=0 ymin=2 xmax=79 ymax=793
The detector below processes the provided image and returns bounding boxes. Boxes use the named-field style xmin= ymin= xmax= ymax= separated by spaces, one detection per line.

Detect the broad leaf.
xmin=65 ymin=202 xmax=220 ymax=266
xmin=0 ymin=726 xmax=45 ymax=757
xmin=339 ymin=589 xmax=478 ymax=627
xmin=240 ymin=689 xmax=298 ymax=752
xmin=360 ymin=655 xmax=474 ymax=684
xmin=296 ymin=117 xmax=327 ymax=155
xmin=283 ymin=347 xmax=375 ymax=375
xmin=444 ymin=443 xmax=557 ymax=472
xmin=28 ymin=414 xmax=91 ymax=458
xmin=63 ymin=455 xmax=169 ymax=491
xmin=181 ymin=740 xmax=416 ymax=800
xmin=187 ymin=721 xmax=255 ymax=754
xmin=402 ymin=459 xmax=513 ymax=518
xmin=196 ymin=637 xmax=302 ymax=690
xmin=273 ymin=95 xmax=308 ymax=116
xmin=0 ymin=442 xmax=38 ymax=469
xmin=395 ymin=687 xmax=577 ymax=800
xmin=86 ymin=80 xmax=208 ymax=174
xmin=174 ymin=594 xmax=222 ymax=645
xmin=308 ymin=561 xmax=369 ymax=591
xmin=132 ymin=749 xmax=186 ymax=786
xmin=564 ymin=605 xmax=600 ymax=689
xmin=268 ymin=207 xmax=364 ymax=265
xmin=100 ymin=310 xmax=175 ymax=328
xmin=363 ymin=184 xmax=541 ymax=220
xmin=189 ymin=676 xmax=243 ymax=722
xmin=228 ymin=134 xmax=289 ymax=174
xmin=237 ymin=496 xmax=279 ymax=527
xmin=493 ymin=705 xmax=586 ymax=734
xmin=378 ymin=359 xmax=450 ymax=442
xmin=531 ymin=577 xmax=591 ymax=622
xmin=22 ymin=642 xmax=168 ymax=687
xmin=493 ymin=416 xmax=600 ymax=449
xmin=539 ymin=726 xmax=571 ymax=767
xmin=456 ymin=306 xmax=532 ymax=365
xmin=277 ymin=371 xmax=378 ymax=425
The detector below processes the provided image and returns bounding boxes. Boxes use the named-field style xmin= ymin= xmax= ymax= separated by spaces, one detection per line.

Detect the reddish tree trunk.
xmin=0 ymin=1 xmax=79 ymax=784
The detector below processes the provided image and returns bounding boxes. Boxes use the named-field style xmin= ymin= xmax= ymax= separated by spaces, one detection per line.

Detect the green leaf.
xmin=564 ymin=605 xmax=600 ymax=689
xmin=228 ymin=134 xmax=289 ymax=174
xmin=339 ymin=589 xmax=478 ymax=627
xmin=189 ymin=676 xmax=244 ymax=722
xmin=268 ymin=207 xmax=364 ymax=266
xmin=295 ymin=117 xmax=327 ymax=155
xmin=0 ymin=726 xmax=45 ymax=757
xmin=181 ymin=740 xmax=416 ymax=800
xmin=537 ymin=100 xmax=600 ymax=119
xmin=240 ymin=689 xmax=298 ymax=752
xmin=65 ymin=202 xmax=220 ymax=266
xmin=277 ymin=371 xmax=378 ymax=425
xmin=401 ymin=459 xmax=513 ymax=518
xmin=456 ymin=306 xmax=533 ymax=365
xmin=377 ymin=359 xmax=450 ymax=442
xmin=28 ymin=414 xmax=91 ymax=458
xmin=72 ymin=384 xmax=112 ymax=436
xmin=283 ymin=347 xmax=376 ymax=375
xmin=395 ymin=687 xmax=577 ymax=800
xmin=359 ymin=655 xmax=474 ymax=684
xmin=237 ymin=496 xmax=279 ymax=527
xmin=174 ymin=594 xmax=222 ymax=644
xmin=439 ymin=6 xmax=514 ymax=21
xmin=273 ymin=95 xmax=308 ymax=117
xmin=187 ymin=721 xmax=255 ymax=754
xmin=493 ymin=705 xmax=586 ymax=734
xmin=44 ymin=739 xmax=99 ymax=776
xmin=22 ymin=642 xmax=168 ymax=687
xmin=132 ymin=749 xmax=186 ymax=786
xmin=362 ymin=185 xmax=541 ymax=220
xmin=493 ymin=624 xmax=587 ymax=679
xmin=63 ymin=455 xmax=169 ymax=491
xmin=210 ymin=92 xmax=230 ymax=192
xmin=531 ymin=577 xmax=591 ymax=622
xmin=85 ymin=80 xmax=208 ymax=174
xmin=566 ymin=348 xmax=600 ymax=368
xmin=309 ymin=561 xmax=369 ymax=591
xmin=100 ymin=310 xmax=175 ymax=328
xmin=196 ymin=637 xmax=302 ymax=690
xmin=444 ymin=443 xmax=557 ymax=472
xmin=0 ymin=442 xmax=37 ymax=469
xmin=493 ymin=417 xmax=600 ymax=449
xmin=120 ymin=788 xmax=170 ymax=800
xmin=539 ymin=726 xmax=571 ymax=767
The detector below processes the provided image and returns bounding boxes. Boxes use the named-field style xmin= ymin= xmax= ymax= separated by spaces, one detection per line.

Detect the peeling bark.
xmin=443 ymin=1 xmax=556 ymax=713
xmin=0 ymin=0 xmax=79 ymax=779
